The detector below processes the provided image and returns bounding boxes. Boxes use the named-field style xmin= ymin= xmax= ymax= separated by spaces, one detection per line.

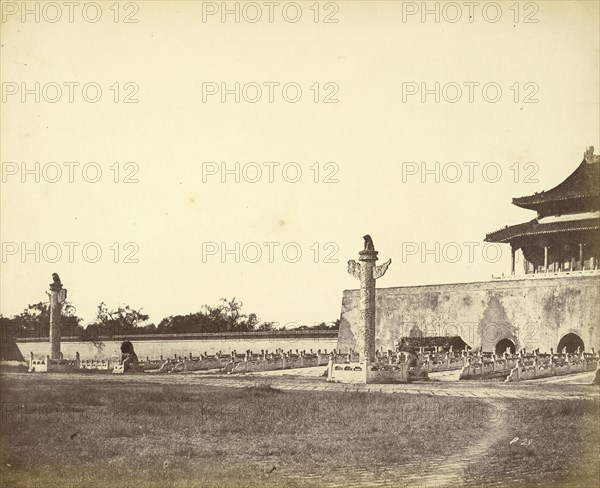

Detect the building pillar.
xmin=579 ymin=243 xmax=584 ymax=270
xmin=510 ymin=245 xmax=516 ymax=276
xmin=347 ymin=236 xmax=391 ymax=363
xmin=544 ymin=246 xmax=549 ymax=273
xmin=47 ymin=274 xmax=67 ymax=360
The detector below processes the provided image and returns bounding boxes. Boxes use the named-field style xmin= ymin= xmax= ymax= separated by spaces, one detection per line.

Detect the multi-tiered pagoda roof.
xmin=485 ymin=146 xmax=599 ymax=275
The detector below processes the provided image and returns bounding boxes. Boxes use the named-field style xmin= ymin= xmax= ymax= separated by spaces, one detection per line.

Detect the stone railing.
xmin=79 ymin=357 xmax=118 ymax=371
xmin=26 ymin=345 xmax=339 ymax=374
xmin=327 ymin=358 xmax=429 ymax=384
xmin=426 ymin=355 xmax=466 ymax=372
xmin=328 ymin=361 xmax=369 ymax=383
xmin=159 ymin=352 xmax=239 ymax=373
xmin=228 ymin=349 xmax=331 ymax=374
xmin=142 ymin=357 xmax=166 ymax=370
xmin=146 ymin=348 xmax=334 ymax=374
xmin=360 ymin=349 xmax=467 ymax=373
xmin=27 ymin=347 xmax=334 ymax=374
xmin=454 ymin=350 xmax=599 ymax=381
xmin=327 ymin=349 xmax=434 ymax=383
xmin=28 ymin=352 xmax=79 ymax=373
xmin=491 ymin=269 xmax=600 ymax=281
xmin=416 ymin=351 xmax=467 ymax=372
xmin=329 ymin=350 xmax=361 ymax=364
xmin=459 ymin=353 xmax=518 ymax=380
xmin=505 ymin=352 xmax=599 ymax=382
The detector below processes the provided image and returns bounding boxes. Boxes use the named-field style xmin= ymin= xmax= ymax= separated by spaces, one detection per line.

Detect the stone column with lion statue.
xmin=47 ymin=273 xmax=67 ymax=360
xmin=347 ymin=235 xmax=391 ymax=363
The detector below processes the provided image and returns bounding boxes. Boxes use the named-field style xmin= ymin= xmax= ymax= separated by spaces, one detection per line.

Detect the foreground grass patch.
xmin=1 ymin=375 xmax=598 ymax=487
xmin=463 ymin=398 xmax=600 ymax=487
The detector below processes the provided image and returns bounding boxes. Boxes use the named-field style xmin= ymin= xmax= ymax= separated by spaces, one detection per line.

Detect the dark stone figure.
xmin=50 ymin=273 xmax=63 ymax=291
xmin=121 ymin=341 xmax=134 ymax=354
xmin=120 ymin=341 xmax=139 ymax=371
xmin=362 ymin=234 xmax=375 ymax=252
xmin=406 ymin=349 xmax=419 ymax=368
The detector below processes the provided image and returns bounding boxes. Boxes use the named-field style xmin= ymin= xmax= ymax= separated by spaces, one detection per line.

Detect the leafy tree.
xmin=157 ymin=312 xmax=218 ymax=334
xmin=141 ymin=323 xmax=157 ymax=334
xmin=202 ymin=298 xmax=258 ymax=332
xmin=13 ymin=301 xmax=83 ymax=339
xmin=257 ymin=321 xmax=276 ymax=331
xmin=87 ymin=302 xmax=149 ymax=337
xmin=287 ymin=320 xmax=340 ymax=331
xmin=1 ymin=315 xmax=19 ymax=342
xmin=155 ymin=299 xmax=262 ymax=334
xmin=4 ymin=296 xmax=339 ymax=340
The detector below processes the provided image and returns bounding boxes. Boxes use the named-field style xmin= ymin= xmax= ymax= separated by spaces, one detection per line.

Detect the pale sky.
xmin=1 ymin=1 xmax=599 ymax=327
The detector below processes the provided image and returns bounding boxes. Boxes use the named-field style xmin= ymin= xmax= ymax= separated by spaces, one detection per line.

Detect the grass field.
xmin=1 ymin=374 xmax=598 ymax=488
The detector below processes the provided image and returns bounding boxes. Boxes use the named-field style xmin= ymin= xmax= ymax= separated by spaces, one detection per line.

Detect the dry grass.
xmin=463 ymin=399 xmax=600 ymax=487
xmin=1 ymin=374 xmax=598 ymax=487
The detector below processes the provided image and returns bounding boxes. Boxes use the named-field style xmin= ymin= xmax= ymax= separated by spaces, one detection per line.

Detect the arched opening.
xmin=557 ymin=333 xmax=585 ymax=354
xmin=495 ymin=338 xmax=516 ymax=356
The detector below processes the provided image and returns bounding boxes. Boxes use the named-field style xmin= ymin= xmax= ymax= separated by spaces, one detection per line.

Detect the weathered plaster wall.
xmin=17 ymin=337 xmax=338 ymax=361
xmin=338 ymin=275 xmax=599 ymax=354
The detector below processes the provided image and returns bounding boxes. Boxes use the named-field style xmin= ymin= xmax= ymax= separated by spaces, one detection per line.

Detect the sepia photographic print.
xmin=1 ymin=1 xmax=599 ymax=487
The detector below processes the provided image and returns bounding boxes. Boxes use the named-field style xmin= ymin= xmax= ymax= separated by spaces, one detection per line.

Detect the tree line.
xmin=0 ymin=298 xmax=339 ymax=341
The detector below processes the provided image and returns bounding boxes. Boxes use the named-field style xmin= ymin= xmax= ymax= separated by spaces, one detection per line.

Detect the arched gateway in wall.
xmin=494 ymin=338 xmax=516 ymax=356
xmin=557 ymin=333 xmax=585 ymax=354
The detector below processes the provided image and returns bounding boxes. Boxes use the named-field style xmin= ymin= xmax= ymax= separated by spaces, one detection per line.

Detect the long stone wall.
xmin=17 ymin=335 xmax=338 ymax=361
xmin=338 ymin=274 xmax=600 ymax=354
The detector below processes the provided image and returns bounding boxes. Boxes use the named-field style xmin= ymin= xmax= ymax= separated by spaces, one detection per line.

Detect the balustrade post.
xmin=515 ymin=356 xmax=523 ymax=381
xmin=327 ymin=355 xmax=334 ymax=379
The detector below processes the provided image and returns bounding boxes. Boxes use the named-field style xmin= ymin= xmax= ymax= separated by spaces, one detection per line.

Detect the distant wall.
xmin=338 ymin=274 xmax=600 ymax=354
xmin=17 ymin=332 xmax=338 ymax=360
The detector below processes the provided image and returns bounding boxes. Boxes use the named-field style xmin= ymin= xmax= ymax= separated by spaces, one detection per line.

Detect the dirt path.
xmin=279 ymin=396 xmax=509 ymax=488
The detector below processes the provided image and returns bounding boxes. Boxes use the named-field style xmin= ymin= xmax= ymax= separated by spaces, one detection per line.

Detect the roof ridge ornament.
xmin=584 ymin=145 xmax=598 ymax=164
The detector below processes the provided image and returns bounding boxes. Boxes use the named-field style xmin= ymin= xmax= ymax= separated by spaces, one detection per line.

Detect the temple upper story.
xmin=486 ymin=146 xmax=599 ymax=276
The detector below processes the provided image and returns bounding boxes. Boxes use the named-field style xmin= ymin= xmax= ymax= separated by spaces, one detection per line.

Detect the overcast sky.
xmin=1 ymin=1 xmax=599 ymax=327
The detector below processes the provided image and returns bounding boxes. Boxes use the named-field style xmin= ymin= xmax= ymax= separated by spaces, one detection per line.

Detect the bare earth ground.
xmin=1 ymin=369 xmax=598 ymax=488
